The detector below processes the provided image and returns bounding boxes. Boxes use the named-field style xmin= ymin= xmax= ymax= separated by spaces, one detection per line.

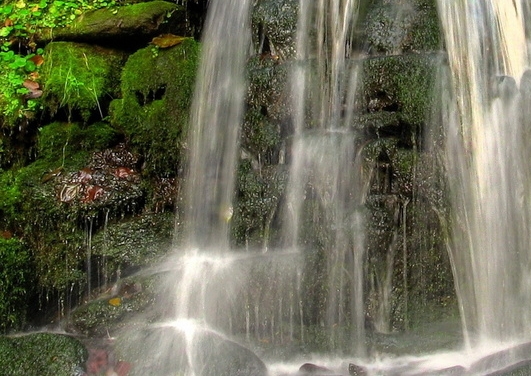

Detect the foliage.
xmin=41 ymin=42 xmax=125 ymax=121
xmin=0 ymin=237 xmax=32 ymax=333
xmin=0 ymin=0 xmax=119 ymax=125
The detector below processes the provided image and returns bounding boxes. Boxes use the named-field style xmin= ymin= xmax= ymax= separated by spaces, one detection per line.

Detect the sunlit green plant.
xmin=0 ymin=0 xmax=119 ymax=125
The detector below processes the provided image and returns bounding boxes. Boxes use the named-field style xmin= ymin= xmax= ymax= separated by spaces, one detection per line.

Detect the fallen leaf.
xmin=29 ymin=54 xmax=44 ymax=66
xmin=150 ymin=34 xmax=187 ymax=48
xmin=4 ymin=19 xmax=13 ymax=27
xmin=23 ymin=79 xmax=39 ymax=90
xmin=108 ymin=297 xmax=122 ymax=307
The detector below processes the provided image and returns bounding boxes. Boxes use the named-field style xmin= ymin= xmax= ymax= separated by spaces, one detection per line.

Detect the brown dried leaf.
xmin=29 ymin=54 xmax=44 ymax=66
xmin=23 ymin=79 xmax=39 ymax=90
xmin=150 ymin=34 xmax=187 ymax=49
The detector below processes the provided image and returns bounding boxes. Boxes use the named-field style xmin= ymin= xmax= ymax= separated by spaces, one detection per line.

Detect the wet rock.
xmin=91 ymin=212 xmax=174 ymax=268
xmin=299 ymin=362 xmax=337 ymax=374
xmin=364 ymin=0 xmax=440 ymax=55
xmin=252 ymin=0 xmax=299 ymax=60
xmin=68 ymin=274 xmax=160 ymax=337
xmin=116 ymin=324 xmax=268 ymax=376
xmin=361 ymin=53 xmax=441 ymax=130
xmin=491 ymin=75 xmax=517 ymax=100
xmin=0 ymin=333 xmax=88 ymax=376
xmin=348 ymin=363 xmax=367 ymax=375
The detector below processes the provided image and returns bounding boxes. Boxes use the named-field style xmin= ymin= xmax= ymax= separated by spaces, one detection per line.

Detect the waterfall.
xmin=282 ymin=0 xmax=366 ymax=355
xmin=437 ymin=1 xmax=531 ymax=345
xmin=183 ymin=0 xmax=252 ymax=250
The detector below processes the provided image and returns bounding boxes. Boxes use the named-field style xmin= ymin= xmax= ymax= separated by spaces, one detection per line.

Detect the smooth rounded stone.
xmin=116 ymin=324 xmax=268 ymax=376
xmin=468 ymin=342 xmax=531 ymax=375
xmin=299 ymin=362 xmax=339 ymax=375
xmin=490 ymin=75 xmax=517 ymax=100
xmin=349 ymin=363 xmax=368 ymax=375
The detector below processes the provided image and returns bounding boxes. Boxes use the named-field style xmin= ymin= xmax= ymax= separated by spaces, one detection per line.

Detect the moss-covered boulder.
xmin=110 ymin=38 xmax=200 ymax=176
xmin=0 ymin=333 xmax=87 ymax=376
xmin=42 ymin=42 xmax=126 ymax=122
xmin=39 ymin=1 xmax=182 ymax=44
xmin=364 ymin=0 xmax=441 ymax=55
xmin=91 ymin=212 xmax=174 ymax=272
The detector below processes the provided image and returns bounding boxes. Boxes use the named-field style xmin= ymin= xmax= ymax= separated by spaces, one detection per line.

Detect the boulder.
xmin=116 ymin=324 xmax=268 ymax=376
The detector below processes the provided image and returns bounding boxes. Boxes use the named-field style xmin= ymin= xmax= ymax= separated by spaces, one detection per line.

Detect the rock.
xmin=252 ymin=0 xmax=299 ymax=60
xmin=109 ymin=38 xmax=200 ymax=176
xmin=364 ymin=0 xmax=440 ymax=55
xmin=299 ymin=362 xmax=337 ymax=374
xmin=38 ymin=2 xmax=182 ymax=45
xmin=0 ymin=333 xmax=88 ymax=376
xmin=116 ymin=324 xmax=268 ymax=376
xmin=348 ymin=363 xmax=368 ymax=375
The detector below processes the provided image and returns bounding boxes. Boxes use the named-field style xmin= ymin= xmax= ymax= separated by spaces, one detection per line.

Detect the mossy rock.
xmin=37 ymin=121 xmax=118 ymax=167
xmin=232 ymin=161 xmax=286 ymax=248
xmin=69 ymin=274 xmax=161 ymax=336
xmin=0 ymin=333 xmax=87 ymax=376
xmin=91 ymin=212 xmax=174 ymax=271
xmin=110 ymin=38 xmax=200 ymax=176
xmin=361 ymin=53 xmax=440 ymax=133
xmin=42 ymin=42 xmax=126 ymax=122
xmin=251 ymin=0 xmax=298 ymax=60
xmin=364 ymin=0 xmax=441 ymax=54
xmin=39 ymin=1 xmax=181 ymax=43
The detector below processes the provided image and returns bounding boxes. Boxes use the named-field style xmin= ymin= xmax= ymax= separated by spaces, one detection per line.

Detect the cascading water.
xmin=437 ymin=1 xmax=531 ymax=346
xmin=121 ymin=0 xmax=531 ymax=375
xmin=282 ymin=0 xmax=366 ymax=356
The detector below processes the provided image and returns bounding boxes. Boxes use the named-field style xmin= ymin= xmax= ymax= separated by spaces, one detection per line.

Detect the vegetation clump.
xmin=0 ymin=332 xmax=88 ymax=376
xmin=0 ymin=0 xmax=121 ymax=126
xmin=41 ymin=42 xmax=125 ymax=121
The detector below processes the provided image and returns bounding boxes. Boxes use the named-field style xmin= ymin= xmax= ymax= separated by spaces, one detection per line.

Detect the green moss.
xmin=37 ymin=121 xmax=117 ymax=167
xmin=48 ymin=1 xmax=180 ymax=41
xmin=110 ymin=38 xmax=200 ymax=176
xmin=0 ymin=333 xmax=87 ymax=376
xmin=362 ymin=54 xmax=439 ymax=128
xmin=0 ymin=238 xmax=32 ymax=333
xmin=42 ymin=42 xmax=125 ymax=121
